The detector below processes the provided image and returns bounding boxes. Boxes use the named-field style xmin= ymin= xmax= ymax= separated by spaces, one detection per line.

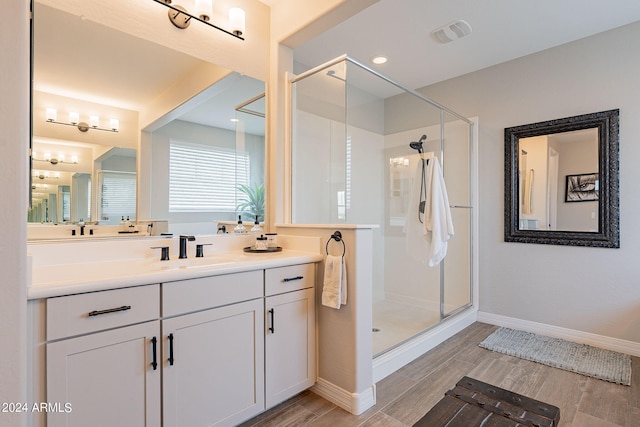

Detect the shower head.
xmin=409 ymin=135 xmax=427 ymax=153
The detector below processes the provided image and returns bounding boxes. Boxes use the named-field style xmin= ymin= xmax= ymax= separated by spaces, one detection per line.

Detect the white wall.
xmin=415 ymin=22 xmax=640 ymax=342
xmin=0 ymin=2 xmax=28 ymax=426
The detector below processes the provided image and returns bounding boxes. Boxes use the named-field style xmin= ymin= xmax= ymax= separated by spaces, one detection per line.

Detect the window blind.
xmin=98 ymin=171 xmax=136 ymax=221
xmin=169 ymin=140 xmax=250 ymax=212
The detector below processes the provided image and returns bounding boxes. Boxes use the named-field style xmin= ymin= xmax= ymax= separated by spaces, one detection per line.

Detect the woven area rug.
xmin=479 ymin=327 xmax=632 ymax=385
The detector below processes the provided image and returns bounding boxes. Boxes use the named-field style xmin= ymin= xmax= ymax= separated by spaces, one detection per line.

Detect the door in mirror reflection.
xmin=518 ymin=128 xmax=598 ymax=232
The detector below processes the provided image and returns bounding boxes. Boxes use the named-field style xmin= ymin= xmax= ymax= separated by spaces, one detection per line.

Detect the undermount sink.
xmin=152 ymin=255 xmax=237 ymax=270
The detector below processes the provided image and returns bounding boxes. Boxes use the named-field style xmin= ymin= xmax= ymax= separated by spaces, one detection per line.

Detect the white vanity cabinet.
xmin=161 ymin=271 xmax=265 ymax=427
xmin=264 ymin=264 xmax=316 ymax=409
xmin=44 ymin=285 xmax=161 ymax=427
xmin=32 ymin=260 xmax=318 ymax=427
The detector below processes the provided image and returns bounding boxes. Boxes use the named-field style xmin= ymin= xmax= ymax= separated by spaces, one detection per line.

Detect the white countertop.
xmin=29 ymin=249 xmax=322 ymax=300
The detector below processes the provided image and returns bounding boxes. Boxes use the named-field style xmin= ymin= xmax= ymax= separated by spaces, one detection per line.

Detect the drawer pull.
xmin=268 ymin=308 xmax=275 ymax=333
xmin=168 ymin=333 xmax=175 ymax=366
xmin=283 ymin=275 xmax=304 ymax=283
xmin=151 ymin=337 xmax=158 ymax=371
xmin=87 ymin=305 xmax=132 ymax=317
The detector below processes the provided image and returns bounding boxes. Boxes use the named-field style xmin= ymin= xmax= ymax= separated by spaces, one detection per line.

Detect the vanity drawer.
xmin=265 ymin=263 xmax=315 ymax=296
xmin=47 ymin=284 xmax=159 ymax=341
xmin=163 ymin=270 xmax=263 ymax=317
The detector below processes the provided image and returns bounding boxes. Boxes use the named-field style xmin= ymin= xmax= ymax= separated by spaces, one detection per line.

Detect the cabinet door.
xmin=46 ymin=321 xmax=161 ymax=427
xmin=163 ymin=298 xmax=265 ymax=427
xmin=265 ymin=287 xmax=316 ymax=408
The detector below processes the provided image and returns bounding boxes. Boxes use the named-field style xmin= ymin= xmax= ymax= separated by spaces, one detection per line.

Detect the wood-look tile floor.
xmin=241 ymin=322 xmax=640 ymax=427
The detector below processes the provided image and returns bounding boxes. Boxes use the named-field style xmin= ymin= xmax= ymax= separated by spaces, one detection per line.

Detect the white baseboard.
xmin=477 ymin=311 xmax=640 ymax=357
xmin=373 ymin=308 xmax=477 ymax=383
xmin=310 ymin=378 xmax=376 ymax=415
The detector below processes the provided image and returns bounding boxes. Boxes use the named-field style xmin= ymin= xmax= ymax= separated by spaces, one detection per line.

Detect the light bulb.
xmin=46 ymin=108 xmax=57 ymax=122
xmin=229 ymin=8 xmax=245 ymax=36
xmin=110 ymin=118 xmax=120 ymax=131
xmin=69 ymin=112 xmax=80 ymax=125
xmin=90 ymin=115 xmax=100 ymax=128
xmin=44 ymin=152 xmax=51 ymax=162
xmin=71 ymin=155 xmax=78 ymax=164
xmin=58 ymin=153 xmax=65 ymax=163
xmin=195 ymin=0 xmax=212 ymax=21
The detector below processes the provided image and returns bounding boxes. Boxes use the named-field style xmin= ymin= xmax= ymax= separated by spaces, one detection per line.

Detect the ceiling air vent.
xmin=432 ymin=19 xmax=472 ymax=43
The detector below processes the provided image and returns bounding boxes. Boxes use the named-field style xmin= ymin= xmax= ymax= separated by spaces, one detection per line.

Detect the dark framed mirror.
xmin=505 ymin=109 xmax=619 ymax=247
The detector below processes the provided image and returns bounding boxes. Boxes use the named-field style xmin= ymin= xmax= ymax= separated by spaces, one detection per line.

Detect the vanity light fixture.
xmin=45 ymin=108 xmax=119 ymax=133
xmin=33 ymin=171 xmax=60 ymax=180
xmin=152 ymin=0 xmax=245 ymax=40
xmin=34 ymin=151 xmax=79 ymax=166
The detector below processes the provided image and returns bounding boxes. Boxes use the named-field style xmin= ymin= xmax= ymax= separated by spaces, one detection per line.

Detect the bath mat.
xmin=479 ymin=327 xmax=632 ymax=385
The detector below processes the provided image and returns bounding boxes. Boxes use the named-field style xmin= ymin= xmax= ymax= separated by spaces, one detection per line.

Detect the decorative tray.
xmin=243 ymin=246 xmax=283 ymax=253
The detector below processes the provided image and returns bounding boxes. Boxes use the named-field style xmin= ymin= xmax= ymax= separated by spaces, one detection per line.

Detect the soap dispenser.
xmin=234 ymin=215 xmax=247 ymax=234
xmin=250 ymin=215 xmax=263 ymax=234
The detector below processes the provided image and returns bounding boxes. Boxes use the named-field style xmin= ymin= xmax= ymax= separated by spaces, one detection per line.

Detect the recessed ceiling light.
xmin=370 ymin=55 xmax=388 ymax=65
xmin=230 ymin=118 xmax=239 ymax=122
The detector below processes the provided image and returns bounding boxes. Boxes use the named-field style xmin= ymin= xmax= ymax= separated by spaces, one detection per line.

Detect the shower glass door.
xmin=290 ymin=57 xmax=474 ymax=357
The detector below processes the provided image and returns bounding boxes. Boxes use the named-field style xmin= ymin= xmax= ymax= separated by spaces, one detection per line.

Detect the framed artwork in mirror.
xmin=565 ymin=172 xmax=598 ymax=202
xmin=504 ymin=109 xmax=619 ymax=248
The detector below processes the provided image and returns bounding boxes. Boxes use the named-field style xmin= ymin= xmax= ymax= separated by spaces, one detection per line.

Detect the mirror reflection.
xmin=145 ymin=73 xmax=265 ymax=235
xmin=31 ymin=1 xmax=266 ymax=237
xmin=518 ymin=128 xmax=598 ymax=232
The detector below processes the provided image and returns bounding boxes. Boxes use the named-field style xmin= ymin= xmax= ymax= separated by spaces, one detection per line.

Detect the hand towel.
xmin=322 ymin=255 xmax=347 ymax=309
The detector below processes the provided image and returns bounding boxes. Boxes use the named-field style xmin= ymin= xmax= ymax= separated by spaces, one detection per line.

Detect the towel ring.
xmin=325 ymin=231 xmax=346 ymax=257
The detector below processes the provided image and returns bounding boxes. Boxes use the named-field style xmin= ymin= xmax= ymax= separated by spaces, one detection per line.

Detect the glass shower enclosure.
xmin=290 ymin=55 xmax=475 ymax=357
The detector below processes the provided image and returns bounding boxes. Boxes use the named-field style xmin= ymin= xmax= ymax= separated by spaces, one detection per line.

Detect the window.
xmin=169 ymin=140 xmax=250 ymax=212
xmin=98 ymin=171 xmax=136 ymax=223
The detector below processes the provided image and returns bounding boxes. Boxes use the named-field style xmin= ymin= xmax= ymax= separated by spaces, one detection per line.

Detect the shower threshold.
xmin=372 ymin=305 xmax=476 ymax=382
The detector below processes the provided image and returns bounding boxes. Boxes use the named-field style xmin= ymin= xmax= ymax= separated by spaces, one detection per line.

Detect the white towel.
xmin=321 ymin=255 xmax=347 ymax=309
xmin=405 ymin=153 xmax=454 ymax=266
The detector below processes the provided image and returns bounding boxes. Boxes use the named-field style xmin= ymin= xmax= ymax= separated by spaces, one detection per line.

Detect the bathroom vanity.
xmin=27 ymin=236 xmax=321 ymax=427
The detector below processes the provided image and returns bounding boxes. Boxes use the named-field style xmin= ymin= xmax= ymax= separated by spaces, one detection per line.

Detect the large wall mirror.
xmin=31 ymin=1 xmax=265 ymax=237
xmin=504 ymin=109 xmax=619 ymax=248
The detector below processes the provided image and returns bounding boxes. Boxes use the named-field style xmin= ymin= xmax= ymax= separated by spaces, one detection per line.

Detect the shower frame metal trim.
xmin=290 ymin=55 xmax=473 ymax=126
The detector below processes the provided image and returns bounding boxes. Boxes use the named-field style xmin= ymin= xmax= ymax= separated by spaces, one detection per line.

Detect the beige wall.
xmin=38 ymin=0 xmax=271 ymax=82
xmin=413 ymin=22 xmax=640 ymax=342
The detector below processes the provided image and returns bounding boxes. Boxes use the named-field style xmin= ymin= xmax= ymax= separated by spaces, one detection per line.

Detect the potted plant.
xmin=236 ymin=182 xmax=265 ymax=222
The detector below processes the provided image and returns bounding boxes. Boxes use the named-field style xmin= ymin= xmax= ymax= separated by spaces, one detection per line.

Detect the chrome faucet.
xmin=179 ymin=235 xmax=196 ymax=259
